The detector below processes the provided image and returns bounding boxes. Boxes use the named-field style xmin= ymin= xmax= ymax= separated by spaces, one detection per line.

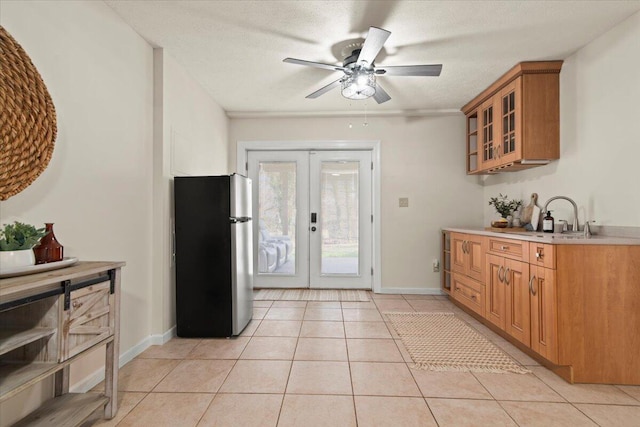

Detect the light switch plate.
xmin=399 ymin=197 xmax=409 ymax=208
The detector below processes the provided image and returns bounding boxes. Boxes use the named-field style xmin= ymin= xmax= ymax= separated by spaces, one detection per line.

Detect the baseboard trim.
xmin=70 ymin=326 xmax=177 ymax=393
xmin=377 ymin=287 xmax=444 ymax=295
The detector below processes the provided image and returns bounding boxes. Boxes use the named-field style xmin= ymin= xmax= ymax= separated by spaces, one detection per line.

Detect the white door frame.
xmin=237 ymin=140 xmax=382 ymax=294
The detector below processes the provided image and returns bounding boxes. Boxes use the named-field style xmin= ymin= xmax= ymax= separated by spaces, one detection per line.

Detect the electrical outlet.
xmin=433 ymin=259 xmax=440 ymax=272
xmin=399 ymin=197 xmax=409 ymax=208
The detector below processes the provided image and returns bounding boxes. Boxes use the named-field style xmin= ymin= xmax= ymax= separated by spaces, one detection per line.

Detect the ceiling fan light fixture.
xmin=341 ymin=71 xmax=376 ymax=100
xmin=284 ymin=26 xmax=442 ymax=104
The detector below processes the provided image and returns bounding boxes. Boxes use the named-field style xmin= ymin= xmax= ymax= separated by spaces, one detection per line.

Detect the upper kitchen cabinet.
xmin=462 ymin=61 xmax=562 ymax=174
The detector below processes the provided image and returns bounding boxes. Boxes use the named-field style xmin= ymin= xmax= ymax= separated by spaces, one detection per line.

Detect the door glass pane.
xmin=258 ymin=162 xmax=296 ymax=275
xmin=320 ymin=161 xmax=359 ymax=275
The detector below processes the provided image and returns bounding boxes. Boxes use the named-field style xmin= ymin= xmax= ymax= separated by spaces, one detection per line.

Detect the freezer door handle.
xmin=230 ymin=217 xmax=252 ymax=223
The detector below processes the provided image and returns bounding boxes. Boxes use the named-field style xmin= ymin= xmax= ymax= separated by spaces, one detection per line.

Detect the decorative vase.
xmin=0 ymin=249 xmax=35 ymax=270
xmin=33 ymin=223 xmax=64 ymax=264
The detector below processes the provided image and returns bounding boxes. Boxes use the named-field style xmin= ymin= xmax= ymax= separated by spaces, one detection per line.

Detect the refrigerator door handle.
xmin=230 ymin=216 xmax=252 ymax=223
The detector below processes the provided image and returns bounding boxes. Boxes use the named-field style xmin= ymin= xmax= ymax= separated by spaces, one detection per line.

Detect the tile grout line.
xmin=274 ymin=300 xmax=307 ymax=426
xmin=569 ymin=402 xmax=606 ymax=427
xmin=345 ymin=315 xmax=359 ymax=427
xmin=493 ymin=400 xmax=523 ymax=426
xmin=614 ymin=386 xmax=640 ymax=405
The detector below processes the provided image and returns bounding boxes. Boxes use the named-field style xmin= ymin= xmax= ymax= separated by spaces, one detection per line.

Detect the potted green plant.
xmin=489 ymin=194 xmax=523 ymax=219
xmin=0 ymin=222 xmax=48 ymax=270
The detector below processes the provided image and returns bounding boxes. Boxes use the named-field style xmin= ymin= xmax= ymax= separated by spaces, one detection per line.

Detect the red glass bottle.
xmin=34 ymin=223 xmax=64 ymax=264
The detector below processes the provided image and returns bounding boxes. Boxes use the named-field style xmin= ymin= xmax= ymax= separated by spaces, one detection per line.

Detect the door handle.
xmin=504 ymin=267 xmax=510 ymax=285
xmin=529 ymin=275 xmax=537 ymax=295
xmin=497 ymin=265 xmax=504 ymax=282
xmin=311 ymin=213 xmax=317 ymax=224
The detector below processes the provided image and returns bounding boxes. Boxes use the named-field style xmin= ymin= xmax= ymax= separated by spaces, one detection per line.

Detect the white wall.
xmin=229 ymin=115 xmax=484 ymax=291
xmin=483 ymin=11 xmax=640 ymax=230
xmin=0 ymin=1 xmax=154 ymax=425
xmin=152 ymin=49 xmax=229 ymax=336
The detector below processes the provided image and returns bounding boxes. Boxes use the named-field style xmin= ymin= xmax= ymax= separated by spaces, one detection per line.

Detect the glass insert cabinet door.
xmin=481 ymin=98 xmax=496 ymax=166
xmin=499 ymin=79 xmax=521 ymax=163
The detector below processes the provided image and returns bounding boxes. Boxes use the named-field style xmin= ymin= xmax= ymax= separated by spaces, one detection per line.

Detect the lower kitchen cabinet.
xmin=485 ymin=253 xmax=530 ymax=346
xmin=451 ymin=232 xmax=485 ymax=282
xmin=444 ymin=228 xmax=640 ymax=385
xmin=529 ymin=265 xmax=558 ymax=363
xmin=504 ymin=258 xmax=530 ymax=347
xmin=485 ymin=254 xmax=507 ymax=329
xmin=451 ymin=272 xmax=485 ymax=317
xmin=555 ymin=244 xmax=640 ymax=384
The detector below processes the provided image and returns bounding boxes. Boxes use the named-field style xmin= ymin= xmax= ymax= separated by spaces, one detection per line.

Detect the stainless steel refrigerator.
xmin=174 ymin=174 xmax=253 ymax=337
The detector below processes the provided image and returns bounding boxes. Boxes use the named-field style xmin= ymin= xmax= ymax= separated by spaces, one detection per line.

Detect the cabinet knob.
xmin=500 ymin=245 xmax=509 ymax=251
xmin=72 ymin=300 xmax=79 ymax=308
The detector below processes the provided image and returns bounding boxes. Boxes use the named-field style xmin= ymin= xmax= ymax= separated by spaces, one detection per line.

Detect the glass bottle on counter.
xmin=542 ymin=211 xmax=555 ymax=233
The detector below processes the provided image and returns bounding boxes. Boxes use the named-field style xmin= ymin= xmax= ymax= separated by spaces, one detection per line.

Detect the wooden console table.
xmin=0 ymin=261 xmax=124 ymax=426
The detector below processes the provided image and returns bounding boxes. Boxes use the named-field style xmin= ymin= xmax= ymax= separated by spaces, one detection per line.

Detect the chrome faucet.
xmin=584 ymin=220 xmax=595 ymax=238
xmin=558 ymin=220 xmax=569 ymax=232
xmin=542 ymin=196 xmax=579 ymax=232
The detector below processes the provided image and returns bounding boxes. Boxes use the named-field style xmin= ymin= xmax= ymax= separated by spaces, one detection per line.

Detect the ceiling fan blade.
xmin=283 ymin=58 xmax=345 ymax=72
xmin=376 ymin=64 xmax=443 ymax=76
xmin=306 ymin=78 xmax=343 ymax=99
xmin=357 ymin=27 xmax=391 ymax=65
xmin=373 ymin=83 xmax=391 ymax=104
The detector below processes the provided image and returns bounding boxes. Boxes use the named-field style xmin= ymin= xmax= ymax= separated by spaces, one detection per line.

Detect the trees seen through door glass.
xmin=257 ymin=162 xmax=296 ymax=275
xmin=320 ymin=161 xmax=359 ymax=275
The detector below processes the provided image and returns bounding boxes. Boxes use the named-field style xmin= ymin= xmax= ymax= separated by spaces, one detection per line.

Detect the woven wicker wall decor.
xmin=0 ymin=25 xmax=57 ymax=200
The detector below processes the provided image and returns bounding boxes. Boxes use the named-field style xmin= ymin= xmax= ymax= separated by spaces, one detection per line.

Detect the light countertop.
xmin=442 ymin=227 xmax=640 ymax=245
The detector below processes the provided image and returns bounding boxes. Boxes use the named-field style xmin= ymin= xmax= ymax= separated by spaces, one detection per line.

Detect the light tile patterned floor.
xmin=86 ymin=293 xmax=640 ymax=426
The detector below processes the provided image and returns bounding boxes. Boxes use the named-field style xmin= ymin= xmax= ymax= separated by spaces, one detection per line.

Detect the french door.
xmin=248 ymin=150 xmax=372 ymax=289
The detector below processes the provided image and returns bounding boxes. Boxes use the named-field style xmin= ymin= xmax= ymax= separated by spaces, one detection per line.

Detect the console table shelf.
xmin=13 ymin=393 xmax=110 ymax=427
xmin=0 ymin=328 xmax=56 ymax=356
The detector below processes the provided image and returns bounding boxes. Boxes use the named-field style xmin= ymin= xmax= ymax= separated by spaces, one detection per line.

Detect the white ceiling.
xmin=106 ymin=1 xmax=640 ymax=117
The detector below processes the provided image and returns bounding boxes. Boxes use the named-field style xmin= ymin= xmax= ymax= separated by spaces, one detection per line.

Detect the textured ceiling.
xmin=106 ymin=1 xmax=640 ymax=116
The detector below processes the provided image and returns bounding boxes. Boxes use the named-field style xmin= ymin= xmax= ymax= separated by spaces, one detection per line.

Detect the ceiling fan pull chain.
xmin=363 ymin=101 xmax=369 ymax=127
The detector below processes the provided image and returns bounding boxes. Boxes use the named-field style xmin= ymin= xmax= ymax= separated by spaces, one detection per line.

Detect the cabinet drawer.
xmin=529 ymin=243 xmax=556 ymax=269
xmin=452 ymin=273 xmax=485 ymax=317
xmin=488 ymin=238 xmax=529 ymax=261
xmin=61 ymin=281 xmax=114 ymax=361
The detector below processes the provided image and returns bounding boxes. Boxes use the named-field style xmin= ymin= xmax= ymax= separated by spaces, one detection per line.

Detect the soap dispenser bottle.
xmin=543 ymin=211 xmax=555 ymax=233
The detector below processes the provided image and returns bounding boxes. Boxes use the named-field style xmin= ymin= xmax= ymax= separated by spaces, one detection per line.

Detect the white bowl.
xmin=0 ymin=249 xmax=36 ymax=270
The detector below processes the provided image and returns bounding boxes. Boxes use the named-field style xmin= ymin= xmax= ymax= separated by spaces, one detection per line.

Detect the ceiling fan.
xmin=283 ymin=26 xmax=442 ymax=104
